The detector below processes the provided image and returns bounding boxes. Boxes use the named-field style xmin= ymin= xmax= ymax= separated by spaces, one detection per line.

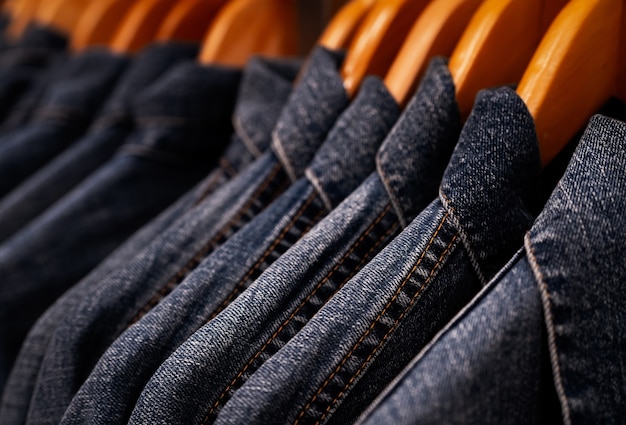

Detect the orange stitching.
xmin=219 ymin=158 xmax=238 ymax=180
xmin=207 ymin=191 xmax=322 ymax=322
xmin=205 ymin=205 xmax=396 ymax=422
xmin=294 ymin=212 xmax=450 ymax=425
xmin=317 ymin=233 xmax=458 ymax=424
xmin=129 ymin=163 xmax=284 ymax=325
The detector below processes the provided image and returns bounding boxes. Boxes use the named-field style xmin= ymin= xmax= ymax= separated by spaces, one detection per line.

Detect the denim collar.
xmin=100 ymin=42 xmax=199 ymax=120
xmin=272 ymin=46 xmax=350 ymax=182
xmin=129 ymin=61 xmax=242 ymax=156
xmin=525 ymin=114 xmax=626 ymax=424
xmin=440 ymin=87 xmax=542 ymax=283
xmin=306 ymin=75 xmax=400 ymax=210
xmin=34 ymin=49 xmax=128 ymax=123
xmin=377 ymin=57 xmax=461 ymax=228
xmin=132 ymin=61 xmax=242 ymax=127
xmin=13 ymin=22 xmax=68 ymax=51
xmin=233 ymin=56 xmax=301 ymax=158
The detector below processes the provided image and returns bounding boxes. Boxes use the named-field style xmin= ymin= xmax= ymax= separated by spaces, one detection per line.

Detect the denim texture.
xmin=13 ymin=46 xmax=346 ymax=425
xmin=215 ymin=87 xmax=542 ymax=425
xmin=356 ymin=114 xmax=626 ymax=425
xmin=0 ymin=61 xmax=241 ymax=398
xmin=0 ymin=55 xmax=299 ymax=425
xmin=0 ymin=23 xmax=67 ymax=127
xmin=0 ymin=49 xmax=128 ymax=199
xmin=0 ymin=42 xmax=199 ymax=243
xmin=62 ymin=76 xmax=399 ymax=425
xmin=127 ymin=58 xmax=461 ymax=425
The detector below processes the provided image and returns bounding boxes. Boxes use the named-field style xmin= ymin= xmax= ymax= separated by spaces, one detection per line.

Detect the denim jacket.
xmin=356 ymin=114 xmax=626 ymax=425
xmin=0 ymin=49 xmax=128 ymax=198
xmin=214 ymin=87 xmax=542 ymax=425
xmin=0 ymin=54 xmax=299 ymax=425
xmin=13 ymin=47 xmax=348 ymax=425
xmin=0 ymin=60 xmax=241 ymax=411
xmin=0 ymin=42 xmax=199 ymax=243
xmin=128 ymin=57 xmax=462 ymax=425
xmin=62 ymin=75 xmax=400 ymax=425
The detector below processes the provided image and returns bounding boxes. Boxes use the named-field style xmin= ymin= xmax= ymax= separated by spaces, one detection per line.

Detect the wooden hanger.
xmin=110 ymin=0 xmax=178 ymax=54
xmin=71 ymin=0 xmax=138 ymax=51
xmin=199 ymin=0 xmax=297 ymax=66
xmin=156 ymin=0 xmax=227 ymax=42
xmin=384 ymin=0 xmax=484 ymax=106
xmin=35 ymin=0 xmax=90 ymax=36
xmin=448 ymin=0 xmax=569 ymax=118
xmin=518 ymin=0 xmax=626 ymax=166
xmin=318 ymin=0 xmax=377 ymax=50
xmin=5 ymin=0 xmax=39 ymax=38
xmin=341 ymin=0 xmax=431 ymax=97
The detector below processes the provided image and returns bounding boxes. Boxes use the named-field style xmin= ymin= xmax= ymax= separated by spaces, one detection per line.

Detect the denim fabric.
xmin=0 ymin=49 xmax=128 ymax=199
xmin=215 ymin=87 xmax=542 ymax=425
xmin=356 ymin=114 xmax=626 ymax=425
xmin=18 ymin=46 xmax=347 ymax=425
xmin=0 ymin=62 xmax=241 ymax=395
xmin=0 ymin=23 xmax=67 ymax=127
xmin=0 ymin=55 xmax=299 ymax=425
xmin=0 ymin=42 xmax=199 ymax=244
xmin=62 ymin=76 xmax=399 ymax=425
xmin=127 ymin=58 xmax=461 ymax=425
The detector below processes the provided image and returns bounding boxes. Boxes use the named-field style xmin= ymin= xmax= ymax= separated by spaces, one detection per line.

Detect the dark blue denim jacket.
xmin=9 ymin=47 xmax=346 ymax=425
xmin=0 ymin=61 xmax=241 ymax=398
xmin=127 ymin=57 xmax=462 ymax=425
xmin=0 ymin=54 xmax=299 ymax=425
xmin=356 ymin=114 xmax=626 ymax=425
xmin=0 ymin=23 xmax=67 ymax=127
xmin=0 ymin=42 xmax=199 ymax=243
xmin=61 ymin=75 xmax=400 ymax=425
xmin=0 ymin=48 xmax=128 ymax=199
xmin=214 ymin=87 xmax=542 ymax=425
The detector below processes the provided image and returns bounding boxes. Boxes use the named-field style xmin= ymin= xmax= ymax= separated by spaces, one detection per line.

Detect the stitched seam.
xmin=129 ymin=164 xmax=283 ymax=325
xmin=193 ymin=170 xmax=228 ymax=208
xmin=294 ymin=212 xmax=450 ymax=424
xmin=525 ymin=234 xmax=571 ymax=425
xmin=439 ymin=190 xmax=487 ymax=285
xmin=220 ymin=158 xmax=238 ymax=179
xmin=205 ymin=205 xmax=396 ymax=421
xmin=378 ymin=163 xmax=407 ymax=228
xmin=207 ymin=191 xmax=322 ymax=322
xmin=317 ymin=232 xmax=458 ymax=424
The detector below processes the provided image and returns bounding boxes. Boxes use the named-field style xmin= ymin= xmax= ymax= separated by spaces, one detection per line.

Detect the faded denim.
xmin=0 ymin=54 xmax=299 ymax=425
xmin=128 ymin=58 xmax=461 ymax=425
xmin=0 ymin=23 xmax=67 ymax=128
xmin=0 ymin=42 xmax=199 ymax=243
xmin=18 ymin=47 xmax=347 ymax=425
xmin=62 ymin=75 xmax=399 ymax=425
xmin=215 ymin=87 xmax=542 ymax=425
xmin=0 ymin=49 xmax=128 ymax=199
xmin=0 ymin=61 xmax=241 ymax=397
xmin=356 ymin=114 xmax=626 ymax=425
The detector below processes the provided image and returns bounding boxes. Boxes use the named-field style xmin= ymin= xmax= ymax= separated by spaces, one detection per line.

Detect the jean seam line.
xmin=293 ymin=212 xmax=451 ymax=425
xmin=205 ymin=204 xmax=396 ymax=421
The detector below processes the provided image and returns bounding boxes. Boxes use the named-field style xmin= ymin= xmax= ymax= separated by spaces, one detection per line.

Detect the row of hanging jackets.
xmin=0 ymin=0 xmax=624 ymax=424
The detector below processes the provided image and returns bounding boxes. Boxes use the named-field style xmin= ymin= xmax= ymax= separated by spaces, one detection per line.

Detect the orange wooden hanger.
xmin=110 ymin=0 xmax=178 ymax=54
xmin=35 ymin=0 xmax=91 ymax=36
xmin=5 ymin=0 xmax=39 ymax=38
xmin=199 ymin=0 xmax=297 ymax=66
xmin=384 ymin=0 xmax=484 ymax=106
xmin=341 ymin=0 xmax=431 ymax=97
xmin=518 ymin=0 xmax=626 ymax=166
xmin=448 ymin=0 xmax=569 ymax=119
xmin=71 ymin=0 xmax=138 ymax=51
xmin=318 ymin=0 xmax=377 ymax=50
xmin=156 ymin=0 xmax=227 ymax=42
